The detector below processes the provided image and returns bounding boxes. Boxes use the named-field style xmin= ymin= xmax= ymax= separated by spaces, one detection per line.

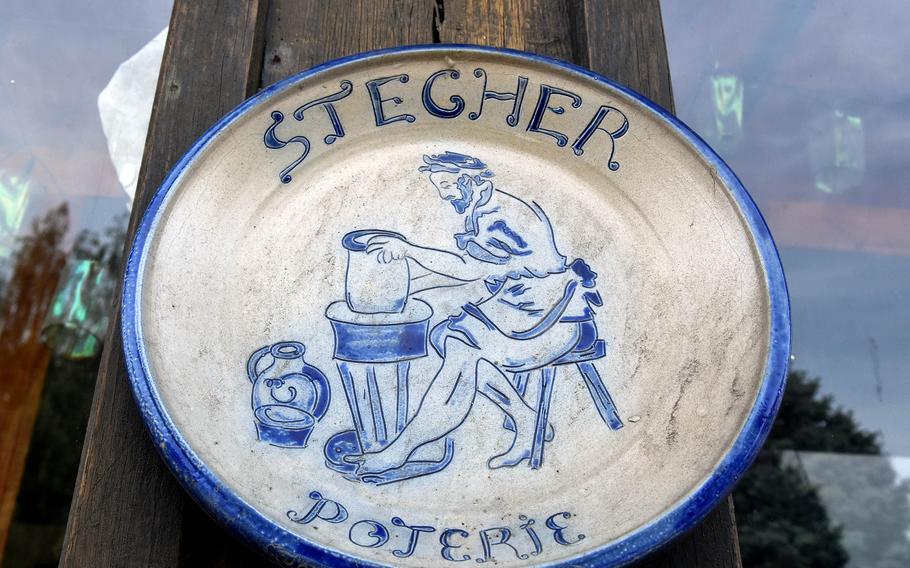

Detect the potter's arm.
xmin=365 ymin=235 xmax=491 ymax=281
xmin=406 ymin=245 xmax=488 ymax=282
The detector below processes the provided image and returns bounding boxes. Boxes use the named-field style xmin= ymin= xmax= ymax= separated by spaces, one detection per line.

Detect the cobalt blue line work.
xmin=246 ymin=151 xmax=623 ymax=485
xmin=288 ymin=487 xmax=586 ymax=563
xmin=246 ymin=341 xmax=331 ymax=447
xmin=263 ymin=68 xmax=631 ymax=184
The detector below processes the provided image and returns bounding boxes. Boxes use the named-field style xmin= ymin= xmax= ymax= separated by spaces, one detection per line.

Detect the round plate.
xmin=123 ymin=45 xmax=789 ymax=567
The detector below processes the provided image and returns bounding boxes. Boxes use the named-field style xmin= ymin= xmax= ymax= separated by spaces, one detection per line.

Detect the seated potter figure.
xmin=356 ymin=151 xmax=602 ymax=475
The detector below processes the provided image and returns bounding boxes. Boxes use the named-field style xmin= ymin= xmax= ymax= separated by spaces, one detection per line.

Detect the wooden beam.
xmin=636 ymin=496 xmax=743 ymax=568
xmin=580 ymin=2 xmax=739 ymax=566
xmin=440 ymin=1 xmax=740 ymax=566
xmin=577 ymin=0 xmax=675 ymax=113
xmin=260 ymin=0 xmax=436 ymax=88
xmin=176 ymin=1 xmax=435 ymax=563
xmin=59 ymin=2 xmax=269 ymax=566
xmin=436 ymin=0 xmax=577 ymax=60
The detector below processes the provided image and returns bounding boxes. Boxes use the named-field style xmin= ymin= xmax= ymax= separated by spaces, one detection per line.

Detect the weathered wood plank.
xmin=637 ymin=496 xmax=743 ymax=568
xmin=577 ymin=0 xmax=675 ymax=112
xmin=575 ymin=0 xmax=742 ymax=568
xmin=436 ymin=0 xmax=577 ymax=61
xmin=60 ymin=2 xmax=269 ymax=566
xmin=446 ymin=1 xmax=738 ymax=567
xmin=260 ymin=0 xmax=435 ymax=88
xmin=176 ymin=1 xmax=435 ymax=564
xmin=578 ymin=2 xmax=739 ymax=566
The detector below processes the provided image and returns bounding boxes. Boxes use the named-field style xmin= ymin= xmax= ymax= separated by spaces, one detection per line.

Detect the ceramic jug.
xmin=246 ymin=341 xmax=330 ymax=447
xmin=342 ymin=229 xmax=410 ymax=314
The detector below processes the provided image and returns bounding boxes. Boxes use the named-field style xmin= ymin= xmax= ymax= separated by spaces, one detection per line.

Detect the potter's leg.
xmin=477 ymin=362 xmax=536 ymax=419
xmin=356 ymin=340 xmax=479 ymax=475
xmin=478 ymin=323 xmax=581 ymax=468
xmin=476 ymin=361 xmax=541 ymax=468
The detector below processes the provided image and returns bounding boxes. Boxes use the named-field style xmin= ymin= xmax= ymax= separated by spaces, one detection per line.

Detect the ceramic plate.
xmin=123 ymin=45 xmax=789 ymax=567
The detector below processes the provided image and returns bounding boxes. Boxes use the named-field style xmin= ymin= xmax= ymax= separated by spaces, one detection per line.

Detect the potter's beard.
xmin=446 ymin=174 xmax=477 ymax=214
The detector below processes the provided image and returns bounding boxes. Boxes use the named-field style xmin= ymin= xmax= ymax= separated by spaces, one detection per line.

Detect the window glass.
xmin=0 ymin=2 xmax=172 ymax=566
xmin=662 ymin=1 xmax=910 ymax=566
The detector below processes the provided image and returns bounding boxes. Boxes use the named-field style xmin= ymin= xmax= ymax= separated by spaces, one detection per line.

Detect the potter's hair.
xmin=418 ymin=151 xmax=493 ymax=178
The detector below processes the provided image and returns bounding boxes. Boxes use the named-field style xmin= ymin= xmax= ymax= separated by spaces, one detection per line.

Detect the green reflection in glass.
xmin=40 ymin=258 xmax=108 ymax=360
xmin=0 ymin=162 xmax=34 ymax=258
xmin=711 ymin=74 xmax=744 ymax=144
xmin=808 ymin=109 xmax=866 ymax=194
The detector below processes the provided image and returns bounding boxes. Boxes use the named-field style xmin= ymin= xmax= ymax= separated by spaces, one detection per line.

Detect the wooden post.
xmin=60 ymin=2 xmax=269 ymax=566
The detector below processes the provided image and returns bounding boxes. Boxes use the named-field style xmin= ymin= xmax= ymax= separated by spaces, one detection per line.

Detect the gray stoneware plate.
xmin=122 ymin=45 xmax=790 ymax=567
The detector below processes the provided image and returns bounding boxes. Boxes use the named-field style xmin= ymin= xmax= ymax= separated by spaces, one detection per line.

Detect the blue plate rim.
xmin=121 ymin=43 xmax=791 ymax=568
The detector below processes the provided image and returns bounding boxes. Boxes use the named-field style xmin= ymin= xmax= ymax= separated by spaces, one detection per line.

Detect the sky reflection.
xmin=663 ymin=0 xmax=910 ymax=455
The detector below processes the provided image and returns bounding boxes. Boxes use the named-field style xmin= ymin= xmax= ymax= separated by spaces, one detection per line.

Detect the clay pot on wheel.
xmin=342 ymin=229 xmax=410 ymax=314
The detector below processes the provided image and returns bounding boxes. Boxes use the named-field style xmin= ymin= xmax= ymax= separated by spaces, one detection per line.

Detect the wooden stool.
xmin=503 ymin=339 xmax=623 ymax=469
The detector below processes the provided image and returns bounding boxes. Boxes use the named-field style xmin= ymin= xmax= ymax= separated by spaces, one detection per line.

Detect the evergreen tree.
xmin=735 ymin=370 xmax=910 ymax=568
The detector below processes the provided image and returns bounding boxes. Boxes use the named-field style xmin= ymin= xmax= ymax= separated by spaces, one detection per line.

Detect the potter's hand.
xmin=366 ymin=235 xmax=411 ymax=264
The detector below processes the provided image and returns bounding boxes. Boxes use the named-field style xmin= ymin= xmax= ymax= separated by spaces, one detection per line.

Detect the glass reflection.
xmin=663 ymin=0 xmax=910 ymax=566
xmin=40 ymin=258 xmax=108 ymax=360
xmin=710 ymin=73 xmax=744 ymax=148
xmin=808 ymin=109 xmax=866 ymax=194
xmin=782 ymin=451 xmax=910 ymax=566
xmin=0 ymin=0 xmax=172 ymax=565
xmin=0 ymin=163 xmax=33 ymax=260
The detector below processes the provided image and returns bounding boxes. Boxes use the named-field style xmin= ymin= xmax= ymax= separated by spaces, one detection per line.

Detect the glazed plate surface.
xmin=123 ymin=46 xmax=789 ymax=567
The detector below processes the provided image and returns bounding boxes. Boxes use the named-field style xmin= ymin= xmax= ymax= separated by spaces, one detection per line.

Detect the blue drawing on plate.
xmin=247 ymin=341 xmax=331 ymax=447
xmin=322 ymin=151 xmax=623 ymax=485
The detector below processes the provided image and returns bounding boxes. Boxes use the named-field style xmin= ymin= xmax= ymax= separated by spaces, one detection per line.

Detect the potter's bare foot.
xmin=352 ymin=450 xmax=407 ymax=476
xmin=488 ymin=443 xmax=531 ymax=469
xmin=488 ymin=417 xmax=544 ymax=469
xmin=504 ymin=419 xmax=554 ymax=441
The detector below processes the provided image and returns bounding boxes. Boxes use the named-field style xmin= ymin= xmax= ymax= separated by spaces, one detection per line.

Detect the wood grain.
xmin=260 ymin=0 xmax=435 ymax=88
xmin=437 ymin=0 xmax=578 ymax=61
xmin=60 ymin=2 xmax=269 ymax=566
xmin=577 ymin=0 xmax=675 ymax=112
xmin=177 ymin=1 xmax=434 ymax=563
xmin=577 ymin=2 xmax=739 ymax=566
xmin=634 ymin=497 xmax=743 ymax=568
